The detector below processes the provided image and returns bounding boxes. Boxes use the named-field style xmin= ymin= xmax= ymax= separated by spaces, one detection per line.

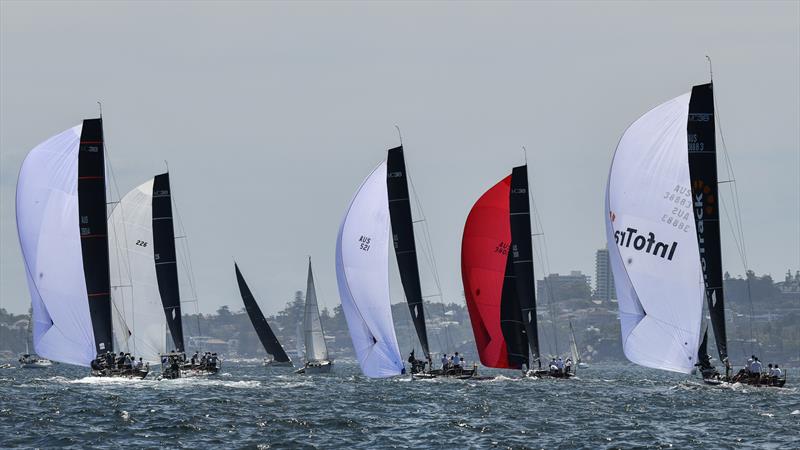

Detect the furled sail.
xmin=335 ymin=161 xmax=404 ymax=378
xmin=462 ymin=175 xmax=526 ymax=369
xmin=509 ymin=165 xmax=540 ymax=367
xmin=687 ymin=83 xmax=728 ymax=364
xmin=605 ymin=91 xmax=704 ymax=374
xmin=304 ymin=259 xmax=329 ymax=362
xmin=16 ymin=119 xmax=112 ymax=366
xmin=386 ymin=146 xmax=430 ymax=358
xmin=235 ymin=263 xmax=291 ymax=363
xmin=108 ymin=178 xmax=168 ymax=363
xmin=152 ymin=173 xmax=184 ymax=352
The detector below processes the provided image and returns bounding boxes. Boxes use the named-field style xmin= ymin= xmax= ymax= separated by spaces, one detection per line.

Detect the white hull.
xmin=296 ymin=360 xmax=333 ymax=374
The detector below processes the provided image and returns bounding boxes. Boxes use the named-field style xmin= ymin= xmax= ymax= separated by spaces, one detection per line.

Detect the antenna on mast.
xmin=394 ymin=125 xmax=403 ymax=147
xmin=705 ymin=55 xmax=714 ymax=83
xmin=522 ymin=146 xmax=528 ymax=165
xmin=97 ymin=101 xmax=103 ymax=118
xmin=164 ymin=160 xmax=170 ymax=173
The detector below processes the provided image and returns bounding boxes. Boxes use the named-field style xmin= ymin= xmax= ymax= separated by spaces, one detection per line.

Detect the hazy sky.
xmin=1 ymin=1 xmax=798 ymax=316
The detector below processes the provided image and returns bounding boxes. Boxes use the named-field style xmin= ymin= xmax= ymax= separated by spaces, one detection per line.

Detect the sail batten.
xmin=336 ymin=161 xmax=404 ymax=378
xmin=235 ymin=263 xmax=291 ymax=363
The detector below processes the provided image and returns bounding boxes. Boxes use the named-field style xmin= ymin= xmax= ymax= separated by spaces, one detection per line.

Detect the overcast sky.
xmin=1 ymin=1 xmax=798 ymax=316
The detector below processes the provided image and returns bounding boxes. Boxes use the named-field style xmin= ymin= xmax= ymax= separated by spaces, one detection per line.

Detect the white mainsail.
xmin=335 ymin=161 xmax=404 ymax=378
xmin=108 ymin=179 xmax=167 ymax=363
xmin=304 ymin=259 xmax=329 ymax=362
xmin=16 ymin=124 xmax=96 ymax=366
xmin=605 ymin=92 xmax=704 ymax=374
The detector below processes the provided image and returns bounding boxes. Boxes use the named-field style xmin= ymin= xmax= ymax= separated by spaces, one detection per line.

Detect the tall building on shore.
xmin=595 ymin=248 xmax=616 ymax=302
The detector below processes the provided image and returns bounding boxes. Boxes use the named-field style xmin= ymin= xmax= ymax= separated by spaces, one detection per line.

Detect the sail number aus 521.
xmin=359 ymin=236 xmax=371 ymax=252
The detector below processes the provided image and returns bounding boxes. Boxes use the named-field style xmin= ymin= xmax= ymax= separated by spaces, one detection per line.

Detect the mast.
xmin=687 ymin=83 xmax=728 ymax=365
xmin=152 ymin=173 xmax=185 ymax=352
xmin=234 ymin=263 xmax=292 ymax=363
xmin=386 ymin=146 xmax=430 ymax=359
xmin=500 ymin=249 xmax=529 ymax=369
xmin=509 ymin=165 xmax=541 ymax=368
xmin=78 ymin=118 xmax=113 ymax=356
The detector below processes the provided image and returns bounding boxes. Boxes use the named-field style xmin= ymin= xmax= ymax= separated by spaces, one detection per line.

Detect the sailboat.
xmin=387 ymin=145 xmax=476 ymax=379
xmin=462 ymin=164 xmax=573 ymax=379
xmin=16 ymin=118 xmax=146 ymax=378
xmin=295 ymin=258 xmax=333 ymax=374
xmin=605 ymin=81 xmax=786 ymax=388
xmin=18 ymin=342 xmax=52 ymax=369
xmin=108 ymin=172 xmax=217 ymax=379
xmin=234 ymin=263 xmax=293 ymax=367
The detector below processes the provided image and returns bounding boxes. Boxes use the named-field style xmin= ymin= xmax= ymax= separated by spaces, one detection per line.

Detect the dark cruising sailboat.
xmin=16 ymin=118 xmax=147 ymax=378
xmin=605 ymin=80 xmax=786 ymax=388
xmin=461 ymin=164 xmax=573 ymax=379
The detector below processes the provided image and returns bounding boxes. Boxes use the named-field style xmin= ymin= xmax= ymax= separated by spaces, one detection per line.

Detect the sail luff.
xmin=235 ymin=263 xmax=291 ymax=363
xmin=304 ymin=259 xmax=329 ymax=362
xmin=509 ymin=164 xmax=540 ymax=367
xmin=78 ymin=118 xmax=113 ymax=356
xmin=386 ymin=146 xmax=430 ymax=359
xmin=687 ymin=82 xmax=728 ymax=364
xmin=152 ymin=173 xmax=185 ymax=352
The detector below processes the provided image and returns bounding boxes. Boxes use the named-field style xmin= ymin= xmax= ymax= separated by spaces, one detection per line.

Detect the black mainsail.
xmin=78 ymin=118 xmax=113 ymax=356
xmin=500 ymin=250 xmax=529 ymax=369
xmin=152 ymin=172 xmax=185 ymax=352
xmin=234 ymin=263 xmax=291 ymax=363
xmin=688 ymin=83 xmax=728 ymax=365
xmin=509 ymin=165 xmax=541 ymax=368
xmin=386 ymin=146 xmax=430 ymax=358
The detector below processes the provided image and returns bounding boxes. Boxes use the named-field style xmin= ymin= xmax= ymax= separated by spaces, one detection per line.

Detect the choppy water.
xmin=1 ymin=360 xmax=798 ymax=449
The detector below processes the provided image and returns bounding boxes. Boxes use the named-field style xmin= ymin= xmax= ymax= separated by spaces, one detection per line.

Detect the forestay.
xmin=108 ymin=178 xmax=167 ymax=363
xmin=335 ymin=161 xmax=404 ymax=378
xmin=605 ymin=92 xmax=704 ymax=373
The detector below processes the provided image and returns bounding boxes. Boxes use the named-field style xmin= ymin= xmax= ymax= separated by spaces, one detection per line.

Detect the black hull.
xmin=527 ymin=369 xmax=576 ymax=379
xmin=91 ymin=369 xmax=149 ymax=379
xmin=704 ymin=373 xmax=787 ymax=388
xmin=413 ymin=367 xmax=478 ymax=380
xmin=160 ymin=364 xmax=220 ymax=380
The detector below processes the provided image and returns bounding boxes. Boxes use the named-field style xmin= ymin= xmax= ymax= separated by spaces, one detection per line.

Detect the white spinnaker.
xmin=335 ymin=161 xmax=404 ymax=378
xmin=605 ymin=92 xmax=704 ymax=374
xmin=304 ymin=260 xmax=329 ymax=362
xmin=16 ymin=124 xmax=96 ymax=366
xmin=108 ymin=179 xmax=167 ymax=363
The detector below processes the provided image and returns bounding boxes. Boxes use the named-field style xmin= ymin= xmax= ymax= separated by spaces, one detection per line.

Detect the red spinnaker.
xmin=461 ymin=175 xmax=515 ymax=368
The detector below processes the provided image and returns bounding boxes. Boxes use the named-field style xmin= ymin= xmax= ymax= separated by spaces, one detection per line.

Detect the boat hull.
xmin=704 ymin=372 xmax=787 ymax=388
xmin=91 ymin=369 xmax=149 ymax=379
xmin=526 ymin=369 xmax=576 ymax=379
xmin=414 ymin=366 xmax=478 ymax=380
xmin=295 ymin=360 xmax=333 ymax=374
